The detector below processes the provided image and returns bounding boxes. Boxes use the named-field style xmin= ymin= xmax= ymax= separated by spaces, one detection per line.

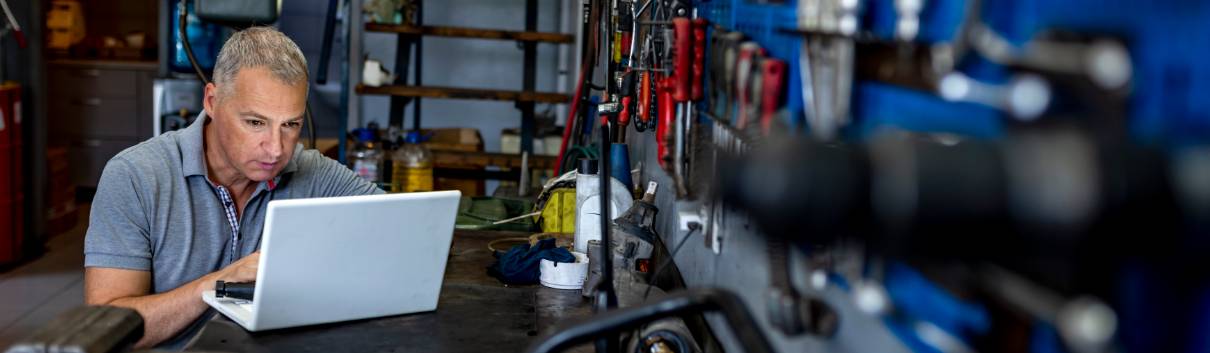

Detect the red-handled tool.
xmin=734 ymin=42 xmax=763 ymax=128
xmin=0 ymin=0 xmax=26 ymax=48
xmin=638 ymin=71 xmax=652 ymax=128
xmin=760 ymin=59 xmax=786 ymax=136
xmin=691 ymin=19 xmax=707 ymax=101
xmin=657 ymin=78 xmax=676 ymax=169
xmin=672 ymin=18 xmax=692 ymax=102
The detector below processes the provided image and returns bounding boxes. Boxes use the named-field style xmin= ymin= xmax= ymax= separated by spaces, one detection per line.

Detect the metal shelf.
xmin=433 ymin=150 xmax=556 ymax=170
xmin=364 ymin=23 xmax=574 ymax=44
xmin=356 ymin=84 xmax=571 ymax=104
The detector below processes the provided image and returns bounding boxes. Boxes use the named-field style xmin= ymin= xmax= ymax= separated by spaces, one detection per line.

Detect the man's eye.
xmin=245 ymin=119 xmax=265 ymax=127
xmin=285 ymin=121 xmax=302 ymax=129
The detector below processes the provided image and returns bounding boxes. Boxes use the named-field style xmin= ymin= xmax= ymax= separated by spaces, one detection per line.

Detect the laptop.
xmin=202 ymin=190 xmax=462 ymax=331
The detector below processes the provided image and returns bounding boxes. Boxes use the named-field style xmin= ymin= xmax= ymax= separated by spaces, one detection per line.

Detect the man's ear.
xmin=203 ymin=82 xmax=218 ymax=115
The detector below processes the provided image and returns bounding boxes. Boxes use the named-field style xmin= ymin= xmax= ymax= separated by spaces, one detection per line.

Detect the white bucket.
xmin=539 ymin=251 xmax=589 ymax=290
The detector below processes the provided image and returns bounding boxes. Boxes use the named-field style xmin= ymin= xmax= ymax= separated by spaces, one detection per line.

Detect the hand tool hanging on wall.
xmin=656 ymin=77 xmax=676 ymax=170
xmin=759 ymin=59 xmax=787 ymax=136
xmin=655 ymin=13 xmax=703 ymax=198
xmin=0 ymin=0 xmax=26 ymax=48
xmin=677 ymin=18 xmax=707 ymax=192
xmin=796 ymin=0 xmax=861 ymax=140
xmin=691 ymin=19 xmax=706 ymax=102
xmin=636 ymin=70 xmax=653 ymax=131
xmin=708 ymin=30 xmax=740 ymax=121
xmin=734 ymin=42 xmax=764 ymax=130
xmin=669 ymin=17 xmax=692 ymax=197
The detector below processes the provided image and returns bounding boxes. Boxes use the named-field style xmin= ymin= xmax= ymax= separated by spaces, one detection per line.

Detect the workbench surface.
xmin=186 ymin=230 xmax=594 ymax=353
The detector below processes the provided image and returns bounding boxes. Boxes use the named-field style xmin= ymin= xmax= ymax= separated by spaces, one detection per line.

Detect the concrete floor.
xmin=0 ymin=205 xmax=89 ymax=348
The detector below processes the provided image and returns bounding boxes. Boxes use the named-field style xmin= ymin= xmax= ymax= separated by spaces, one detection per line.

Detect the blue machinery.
xmin=532 ymin=1 xmax=1210 ymax=353
xmin=699 ymin=0 xmax=1210 ymax=143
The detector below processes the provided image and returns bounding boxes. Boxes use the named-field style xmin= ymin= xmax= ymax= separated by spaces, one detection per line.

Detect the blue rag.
xmin=488 ymin=238 xmax=575 ymax=285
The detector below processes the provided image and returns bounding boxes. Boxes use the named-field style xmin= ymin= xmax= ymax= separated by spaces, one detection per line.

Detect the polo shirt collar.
xmin=179 ymin=111 xmax=301 ymax=189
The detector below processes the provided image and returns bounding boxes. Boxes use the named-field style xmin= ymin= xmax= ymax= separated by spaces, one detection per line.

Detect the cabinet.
xmin=46 ymin=60 xmax=156 ymax=188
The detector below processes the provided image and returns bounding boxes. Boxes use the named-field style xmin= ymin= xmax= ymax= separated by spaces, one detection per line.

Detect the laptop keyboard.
xmin=232 ymin=301 xmax=255 ymax=312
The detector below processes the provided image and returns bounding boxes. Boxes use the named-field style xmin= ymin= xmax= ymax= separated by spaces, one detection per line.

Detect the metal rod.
xmin=625 ymin=0 xmax=644 ymax=66
xmin=628 ymin=67 xmax=670 ymax=73
xmin=412 ymin=1 xmax=424 ymax=132
xmin=520 ymin=0 xmax=538 ymax=153
xmin=634 ymin=0 xmax=652 ymax=18
xmin=388 ymin=32 xmax=412 ymax=128
xmin=595 ymin=112 xmax=618 ymax=352
xmin=339 ymin=0 xmax=353 ymax=163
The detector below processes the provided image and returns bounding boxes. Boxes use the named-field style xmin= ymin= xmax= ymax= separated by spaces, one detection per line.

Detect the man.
xmin=83 ymin=27 xmax=381 ymax=349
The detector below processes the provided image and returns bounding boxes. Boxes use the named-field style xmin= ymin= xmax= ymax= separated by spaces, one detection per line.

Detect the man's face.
xmin=203 ymin=67 xmax=307 ymax=182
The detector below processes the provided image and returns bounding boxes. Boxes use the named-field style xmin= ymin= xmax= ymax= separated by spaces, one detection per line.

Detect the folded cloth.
xmin=488 ymin=238 xmax=575 ymax=285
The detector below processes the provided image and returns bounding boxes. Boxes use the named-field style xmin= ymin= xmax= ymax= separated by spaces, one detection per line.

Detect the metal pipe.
xmin=521 ymin=0 xmax=538 ymax=153
xmin=412 ymin=0 xmax=423 ymax=132
xmin=554 ymin=0 xmax=571 ymax=128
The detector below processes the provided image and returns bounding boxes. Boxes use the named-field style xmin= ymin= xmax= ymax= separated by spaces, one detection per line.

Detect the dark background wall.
xmin=1 ymin=0 xmax=47 ymax=256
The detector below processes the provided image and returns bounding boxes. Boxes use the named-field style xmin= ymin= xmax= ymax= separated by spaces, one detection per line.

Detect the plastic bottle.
xmin=349 ymin=128 xmax=383 ymax=183
xmin=390 ymin=131 xmax=434 ymax=193
xmin=573 ymin=159 xmax=634 ymax=253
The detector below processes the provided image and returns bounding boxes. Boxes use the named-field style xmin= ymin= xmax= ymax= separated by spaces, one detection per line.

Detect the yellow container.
xmin=539 ymin=188 xmax=577 ymax=234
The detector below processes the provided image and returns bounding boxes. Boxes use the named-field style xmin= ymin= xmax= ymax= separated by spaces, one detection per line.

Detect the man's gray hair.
xmin=212 ymin=26 xmax=309 ymax=98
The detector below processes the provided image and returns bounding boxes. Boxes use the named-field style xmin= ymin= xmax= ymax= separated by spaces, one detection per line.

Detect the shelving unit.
xmin=358 ymin=0 xmax=571 ymax=173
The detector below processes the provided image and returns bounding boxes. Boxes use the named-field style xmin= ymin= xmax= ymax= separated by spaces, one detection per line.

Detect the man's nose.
xmin=264 ymin=128 xmax=283 ymax=159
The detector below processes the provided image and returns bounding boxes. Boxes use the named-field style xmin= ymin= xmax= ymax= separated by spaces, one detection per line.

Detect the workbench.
xmin=185 ymin=230 xmax=594 ymax=353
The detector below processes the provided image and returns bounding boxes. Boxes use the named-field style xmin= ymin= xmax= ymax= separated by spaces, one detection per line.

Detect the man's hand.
xmin=84 ymin=251 xmax=263 ymax=349
xmin=213 ymin=251 xmax=260 ymax=287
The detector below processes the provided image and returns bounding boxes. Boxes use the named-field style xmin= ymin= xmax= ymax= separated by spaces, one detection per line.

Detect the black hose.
xmin=305 ymin=101 xmax=316 ymax=149
xmin=315 ymin=0 xmax=338 ymax=85
xmin=178 ymin=0 xmax=210 ymax=85
xmin=180 ymin=0 xmax=316 ymax=149
xmin=526 ymin=288 xmax=775 ymax=353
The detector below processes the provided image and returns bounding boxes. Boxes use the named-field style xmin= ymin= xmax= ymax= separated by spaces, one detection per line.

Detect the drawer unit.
xmin=48 ymin=67 xmax=138 ymax=100
xmin=68 ymin=139 xmax=139 ymax=187
xmin=51 ymin=97 xmax=141 ymax=139
xmin=47 ymin=60 xmax=156 ymax=188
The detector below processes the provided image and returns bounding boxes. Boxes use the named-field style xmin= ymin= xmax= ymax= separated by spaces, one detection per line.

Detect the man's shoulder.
xmin=280 ymin=147 xmax=382 ymax=196
xmin=287 ymin=148 xmax=343 ymax=177
xmin=107 ymin=131 xmax=187 ymax=176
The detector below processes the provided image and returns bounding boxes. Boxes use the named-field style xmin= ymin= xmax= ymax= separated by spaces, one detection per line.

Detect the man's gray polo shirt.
xmin=84 ymin=112 xmax=382 ymax=348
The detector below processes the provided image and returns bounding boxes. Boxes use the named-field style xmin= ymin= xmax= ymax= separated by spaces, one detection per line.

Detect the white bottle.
xmin=349 ymin=128 xmax=383 ymax=183
xmin=573 ymin=159 xmax=634 ymax=254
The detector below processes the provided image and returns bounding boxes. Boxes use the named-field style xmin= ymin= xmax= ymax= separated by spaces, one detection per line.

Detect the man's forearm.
xmin=105 ymin=272 xmax=220 ymax=348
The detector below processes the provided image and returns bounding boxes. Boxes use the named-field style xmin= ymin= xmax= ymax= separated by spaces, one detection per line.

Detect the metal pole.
xmin=595 ymin=119 xmax=617 ymax=353
xmin=412 ymin=0 xmax=423 ymax=133
xmin=520 ymin=0 xmax=538 ymax=154
xmin=389 ymin=35 xmax=413 ymax=128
